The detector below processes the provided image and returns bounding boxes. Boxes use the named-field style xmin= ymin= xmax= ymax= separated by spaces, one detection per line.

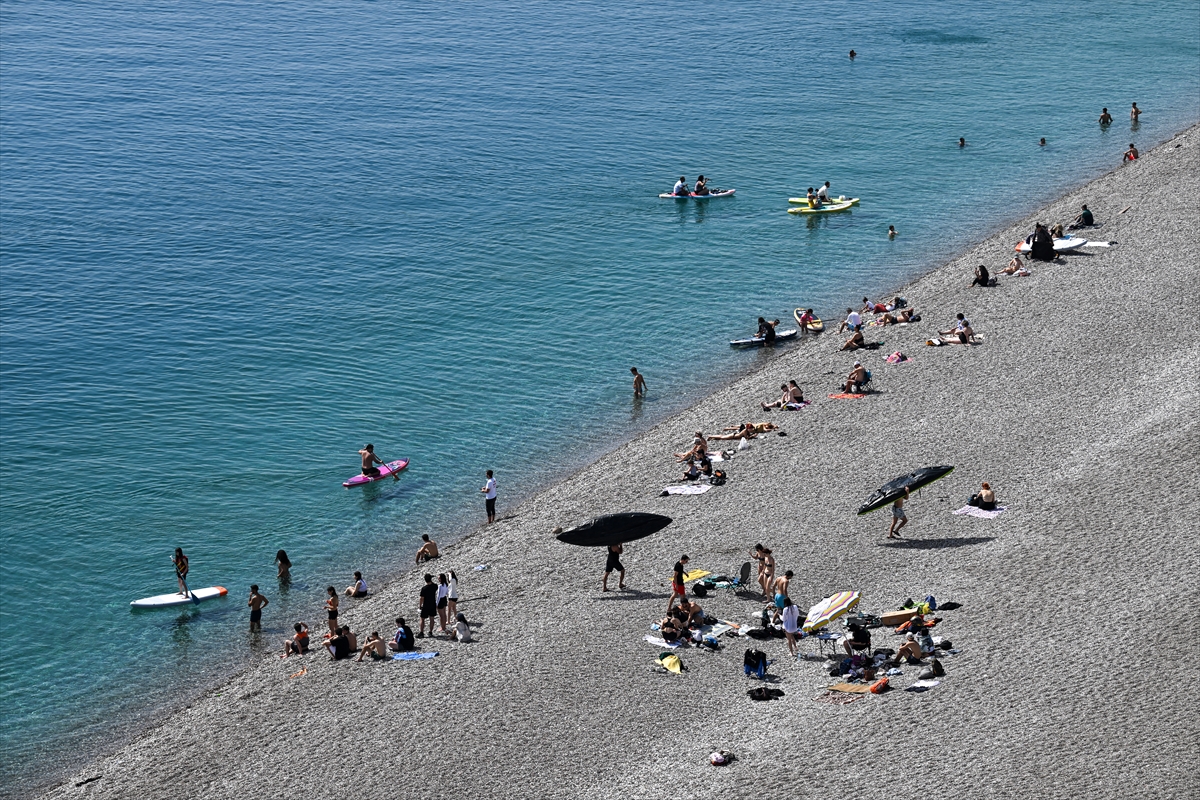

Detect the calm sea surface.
xmin=2 ymin=0 xmax=1197 ymax=789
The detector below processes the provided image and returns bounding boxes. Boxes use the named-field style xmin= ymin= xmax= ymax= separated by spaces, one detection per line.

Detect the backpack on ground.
xmin=743 ymin=648 xmax=767 ymax=679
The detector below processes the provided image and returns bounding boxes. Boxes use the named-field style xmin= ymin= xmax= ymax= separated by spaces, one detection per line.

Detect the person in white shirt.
xmin=838 ymin=308 xmax=862 ymax=333
xmin=781 ymin=597 xmax=802 ymax=658
xmin=452 ymin=612 xmax=473 ymax=643
xmin=343 ymin=571 xmax=368 ymax=598
xmin=672 ymin=176 xmax=689 ymax=196
xmin=481 ymin=469 xmax=497 ymax=523
xmin=816 ymin=181 xmax=831 ymax=202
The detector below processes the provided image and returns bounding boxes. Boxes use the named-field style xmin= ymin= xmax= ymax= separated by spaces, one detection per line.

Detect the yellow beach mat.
xmin=682 ymin=570 xmax=711 ymax=583
xmin=655 ymin=652 xmax=684 ymax=674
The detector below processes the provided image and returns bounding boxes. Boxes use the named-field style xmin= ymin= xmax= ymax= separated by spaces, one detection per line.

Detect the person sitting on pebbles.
xmin=675 ymin=431 xmax=708 ymax=462
xmin=841 ymin=328 xmax=866 ymax=351
xmin=762 ymin=383 xmax=794 ymax=411
xmin=355 ymin=631 xmax=388 ymax=662
xmin=1001 ymin=255 xmax=1030 ymax=276
xmin=969 ymin=482 xmax=997 ymax=510
xmin=938 ymin=313 xmax=976 ymax=345
xmin=681 ymin=457 xmax=702 ymax=482
xmin=677 ymin=597 xmax=707 ymax=629
xmin=343 ymin=571 xmax=368 ymax=598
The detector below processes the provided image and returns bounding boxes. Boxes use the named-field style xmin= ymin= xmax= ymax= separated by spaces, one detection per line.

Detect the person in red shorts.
xmin=667 ymin=555 xmax=689 ymax=613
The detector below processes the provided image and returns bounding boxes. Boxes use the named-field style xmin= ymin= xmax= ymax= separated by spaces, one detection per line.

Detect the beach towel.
xmin=698 ymin=622 xmax=733 ymax=638
xmin=885 ymin=351 xmax=911 ymax=364
xmin=392 ymin=652 xmax=438 ymax=661
xmin=952 ymin=505 xmax=1007 ymax=519
xmin=828 ymin=393 xmax=866 ymax=400
xmin=812 ymin=690 xmax=864 ymax=706
xmin=682 ymin=569 xmax=711 ymax=583
xmin=906 ymin=679 xmax=940 ymax=692
xmin=826 ymin=682 xmax=873 ymax=694
xmin=707 ymin=450 xmax=728 ymax=462
xmin=645 ymin=635 xmax=680 ymax=649
xmin=784 ymin=400 xmax=811 ymax=410
xmin=663 ymin=484 xmax=712 ymax=496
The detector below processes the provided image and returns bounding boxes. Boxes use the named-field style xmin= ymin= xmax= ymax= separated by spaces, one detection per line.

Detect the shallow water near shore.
xmin=1 ymin=0 xmax=1197 ymax=790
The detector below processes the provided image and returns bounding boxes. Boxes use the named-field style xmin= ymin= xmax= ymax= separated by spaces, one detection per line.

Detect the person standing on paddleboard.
xmin=359 ymin=444 xmax=385 ymax=478
xmin=481 ymin=470 xmax=497 ymax=523
xmin=173 ymin=548 xmax=189 ymax=595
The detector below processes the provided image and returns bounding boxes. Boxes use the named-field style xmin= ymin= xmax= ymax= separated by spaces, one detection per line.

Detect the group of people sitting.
xmin=760 ymin=380 xmax=804 ymax=411
xmin=659 ymin=597 xmax=714 ymax=644
xmin=670 ymin=175 xmax=716 ymax=196
xmin=933 ymin=313 xmax=978 ymax=345
xmin=802 ymin=181 xmax=835 ymax=208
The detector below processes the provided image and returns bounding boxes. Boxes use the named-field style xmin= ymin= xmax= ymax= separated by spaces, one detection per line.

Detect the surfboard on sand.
xmin=556 ymin=513 xmax=672 ymax=547
xmin=131 ymin=586 xmax=228 ymax=609
xmin=343 ymin=458 xmax=410 ymax=487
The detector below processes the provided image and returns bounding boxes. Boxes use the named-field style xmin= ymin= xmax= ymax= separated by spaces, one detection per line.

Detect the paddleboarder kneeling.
xmin=173 ymin=548 xmax=190 ymax=595
xmin=359 ymin=444 xmax=385 ymax=478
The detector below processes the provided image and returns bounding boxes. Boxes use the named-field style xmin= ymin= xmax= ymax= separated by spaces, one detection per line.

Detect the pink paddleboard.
xmin=342 ymin=458 xmax=410 ymax=487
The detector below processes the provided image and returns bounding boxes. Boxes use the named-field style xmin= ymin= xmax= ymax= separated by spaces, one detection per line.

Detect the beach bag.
xmin=692 ymin=582 xmax=708 ymax=598
xmin=710 ymin=471 xmax=727 ymax=486
xmin=737 ymin=438 xmax=751 ymax=451
xmin=869 ymin=677 xmax=890 ymax=694
xmin=925 ymin=595 xmax=937 ymax=611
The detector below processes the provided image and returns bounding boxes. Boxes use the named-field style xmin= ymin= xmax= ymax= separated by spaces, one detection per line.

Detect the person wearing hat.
xmin=671 ymin=176 xmax=690 ymax=197
xmin=843 ymin=361 xmax=868 ymax=393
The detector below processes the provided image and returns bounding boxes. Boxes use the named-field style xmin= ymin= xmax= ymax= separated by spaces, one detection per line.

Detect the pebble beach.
xmin=43 ymin=128 xmax=1199 ymax=799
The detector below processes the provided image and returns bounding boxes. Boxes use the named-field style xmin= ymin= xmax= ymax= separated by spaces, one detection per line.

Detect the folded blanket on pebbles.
xmin=663 ymin=484 xmax=712 ymax=495
xmin=393 ymin=652 xmax=438 ymax=661
xmin=952 ymin=505 xmax=1007 ymax=519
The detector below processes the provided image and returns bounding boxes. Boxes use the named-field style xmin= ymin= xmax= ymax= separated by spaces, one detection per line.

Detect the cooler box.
xmin=881 ymin=609 xmax=921 ymax=626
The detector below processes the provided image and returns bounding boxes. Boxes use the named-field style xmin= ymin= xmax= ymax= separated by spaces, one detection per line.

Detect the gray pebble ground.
xmin=43 ymin=128 xmax=1199 ymax=800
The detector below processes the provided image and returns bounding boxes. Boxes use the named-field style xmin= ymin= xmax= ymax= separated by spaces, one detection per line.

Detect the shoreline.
xmin=39 ymin=124 xmax=1200 ymax=799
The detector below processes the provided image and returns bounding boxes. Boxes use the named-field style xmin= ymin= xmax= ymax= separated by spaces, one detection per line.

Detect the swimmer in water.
xmin=1099 ymin=108 xmax=1113 ymax=125
xmin=958 ymin=137 xmax=966 ymax=148
xmin=888 ymin=225 xmax=897 ymax=238
xmin=1039 ymin=138 xmax=1046 ymax=146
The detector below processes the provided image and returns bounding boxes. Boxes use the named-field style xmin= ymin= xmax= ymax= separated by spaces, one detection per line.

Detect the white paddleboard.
xmin=1014 ymin=237 xmax=1087 ymax=254
xmin=131 ymin=586 xmax=228 ymax=609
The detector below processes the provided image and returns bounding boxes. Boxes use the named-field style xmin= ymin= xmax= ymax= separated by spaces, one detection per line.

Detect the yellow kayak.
xmin=788 ymin=196 xmax=860 ymax=205
xmin=788 ymin=200 xmax=855 ymax=215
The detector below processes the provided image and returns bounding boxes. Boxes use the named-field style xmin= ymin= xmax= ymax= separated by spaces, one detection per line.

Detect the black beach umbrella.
xmin=856 ymin=465 xmax=955 ymax=515
xmin=556 ymin=513 xmax=673 ymax=547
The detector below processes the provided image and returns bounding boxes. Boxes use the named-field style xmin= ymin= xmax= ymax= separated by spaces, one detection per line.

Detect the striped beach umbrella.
xmin=802 ymin=591 xmax=861 ymax=633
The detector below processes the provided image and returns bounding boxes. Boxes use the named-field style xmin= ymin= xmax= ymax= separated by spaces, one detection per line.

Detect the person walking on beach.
xmin=418 ymin=574 xmax=438 ymax=637
xmin=481 ymin=470 xmax=497 ymax=523
xmin=1099 ymin=108 xmax=1113 ymax=125
xmin=359 ymin=444 xmax=386 ymax=478
xmin=275 ymin=550 xmax=291 ymax=583
xmin=415 ymin=534 xmax=439 ymax=563
xmin=324 ymin=586 xmax=339 ymax=635
xmin=173 ymin=548 xmax=190 ymax=594
xmin=630 ymin=367 xmax=647 ymax=397
xmin=248 ymin=585 xmax=269 ymax=632
xmin=603 ymin=543 xmax=625 ymax=592
xmin=888 ymin=488 xmax=910 ymax=539
xmin=668 ymin=555 xmax=689 ymax=612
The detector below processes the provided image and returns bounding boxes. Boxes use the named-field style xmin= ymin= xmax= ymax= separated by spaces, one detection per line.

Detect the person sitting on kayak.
xmin=359 ymin=444 xmax=385 ymax=477
xmin=817 ymin=181 xmax=832 ymax=203
xmin=805 ymin=187 xmax=821 ymax=208
xmin=693 ymin=175 xmax=710 ymax=196
xmin=672 ymin=176 xmax=690 ymax=196
xmin=756 ymin=317 xmax=778 ymax=343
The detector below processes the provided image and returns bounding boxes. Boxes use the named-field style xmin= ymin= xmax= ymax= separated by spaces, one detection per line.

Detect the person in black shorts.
xmin=417 ymin=574 xmax=439 ymax=638
xmin=602 ymin=543 xmax=625 ymax=592
xmin=247 ymin=584 xmax=268 ymax=632
xmin=324 ymin=586 xmax=339 ymax=635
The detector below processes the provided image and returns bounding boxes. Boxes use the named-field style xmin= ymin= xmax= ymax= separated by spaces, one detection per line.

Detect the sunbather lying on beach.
xmin=841 ymin=329 xmax=865 ymax=351
xmin=877 ymin=307 xmax=919 ymax=325
xmin=711 ymin=424 xmax=757 ymax=442
xmin=355 ymin=631 xmax=388 ymax=661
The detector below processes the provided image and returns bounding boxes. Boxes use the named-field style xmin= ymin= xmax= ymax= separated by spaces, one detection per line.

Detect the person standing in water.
xmin=888 ymin=225 xmax=897 ymax=238
xmin=248 ymin=585 xmax=268 ymax=632
xmin=888 ymin=487 xmax=910 ymax=539
xmin=1130 ymin=102 xmax=1140 ymax=122
xmin=481 ymin=470 xmax=497 ymax=523
xmin=275 ymin=550 xmax=291 ymax=583
xmin=173 ymin=548 xmax=190 ymax=595
xmin=630 ymin=367 xmax=646 ymax=397
xmin=1098 ymin=108 xmax=1113 ymax=125
xmin=358 ymin=444 xmax=385 ymax=478
xmin=848 ymin=49 xmax=856 ymax=59
xmin=958 ymin=137 xmax=966 ymax=148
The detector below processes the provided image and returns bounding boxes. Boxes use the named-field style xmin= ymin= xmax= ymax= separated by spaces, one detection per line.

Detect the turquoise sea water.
xmin=1 ymin=0 xmax=1197 ymax=789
